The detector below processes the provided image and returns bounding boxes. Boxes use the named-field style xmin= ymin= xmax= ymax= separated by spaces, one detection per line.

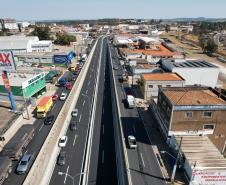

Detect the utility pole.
xmin=171 ymin=137 xmax=183 ymax=183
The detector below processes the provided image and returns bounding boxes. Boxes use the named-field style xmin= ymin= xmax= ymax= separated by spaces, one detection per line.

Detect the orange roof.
xmin=163 ymin=88 xmax=226 ymax=106
xmin=121 ymin=44 xmax=180 ymax=57
xmin=37 ymin=96 xmax=52 ymax=106
xmin=142 ymin=73 xmax=184 ymax=81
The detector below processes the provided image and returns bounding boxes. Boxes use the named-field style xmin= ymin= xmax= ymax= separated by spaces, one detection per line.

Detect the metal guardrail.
xmin=108 ymin=41 xmax=130 ymax=185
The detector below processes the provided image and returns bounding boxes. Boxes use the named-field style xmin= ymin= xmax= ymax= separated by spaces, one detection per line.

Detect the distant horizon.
xmin=12 ymin=17 xmax=226 ymax=22
xmin=1 ymin=0 xmax=226 ymax=21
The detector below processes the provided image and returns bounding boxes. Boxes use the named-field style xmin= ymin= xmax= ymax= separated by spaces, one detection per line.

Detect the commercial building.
xmin=139 ymin=73 xmax=185 ymax=100
xmin=0 ymin=18 xmax=18 ymax=32
xmin=156 ymin=86 xmax=226 ymax=156
xmin=169 ymin=135 xmax=226 ymax=185
xmin=0 ymin=36 xmax=53 ymax=53
xmin=0 ymin=71 xmax=46 ymax=100
xmin=161 ymin=59 xmax=220 ymax=88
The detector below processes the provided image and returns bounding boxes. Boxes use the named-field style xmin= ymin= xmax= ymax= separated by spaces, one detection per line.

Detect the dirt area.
xmin=161 ymin=33 xmax=226 ymax=87
xmin=0 ymin=101 xmax=23 ymax=135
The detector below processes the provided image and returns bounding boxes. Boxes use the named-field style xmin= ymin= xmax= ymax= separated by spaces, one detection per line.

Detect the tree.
xmin=205 ymin=39 xmax=218 ymax=56
xmin=54 ymin=33 xmax=76 ymax=45
xmin=198 ymin=35 xmax=208 ymax=52
xmin=29 ymin=26 xmax=52 ymax=40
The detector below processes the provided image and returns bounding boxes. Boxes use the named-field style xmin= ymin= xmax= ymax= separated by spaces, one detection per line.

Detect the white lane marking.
xmin=88 ymin=81 xmax=90 ymax=86
xmin=83 ymin=100 xmax=85 ymax=106
xmin=52 ymin=103 xmax=56 ymax=110
xmin=79 ymin=114 xmax=82 ymax=122
xmin=39 ymin=124 xmax=44 ymax=132
xmin=102 ymin=150 xmax=104 ymax=164
xmin=24 ymin=150 xmax=28 ymax=154
xmin=133 ymin=125 xmax=136 ymax=133
xmin=86 ymin=90 xmax=88 ymax=94
xmin=73 ymin=134 xmax=77 ymax=146
xmin=64 ymin=166 xmax=69 ymax=184
xmin=102 ymin=125 xmax=104 ymax=135
xmin=140 ymin=152 xmax=145 ymax=167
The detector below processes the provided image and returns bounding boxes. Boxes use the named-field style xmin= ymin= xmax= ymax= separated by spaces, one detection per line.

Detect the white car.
xmin=59 ymin=136 xmax=68 ymax=147
xmin=60 ymin=92 xmax=67 ymax=100
xmin=128 ymin=135 xmax=137 ymax=149
xmin=71 ymin=108 xmax=78 ymax=117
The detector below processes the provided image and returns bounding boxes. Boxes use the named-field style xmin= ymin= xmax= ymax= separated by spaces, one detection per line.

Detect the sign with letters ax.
xmin=0 ymin=51 xmax=16 ymax=71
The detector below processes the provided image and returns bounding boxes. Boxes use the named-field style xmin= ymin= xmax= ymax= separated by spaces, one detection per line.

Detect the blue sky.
xmin=1 ymin=0 xmax=226 ymax=20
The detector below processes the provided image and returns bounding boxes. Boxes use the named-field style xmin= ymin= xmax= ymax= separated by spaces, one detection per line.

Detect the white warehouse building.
xmin=161 ymin=59 xmax=220 ymax=88
xmin=0 ymin=36 xmax=53 ymax=53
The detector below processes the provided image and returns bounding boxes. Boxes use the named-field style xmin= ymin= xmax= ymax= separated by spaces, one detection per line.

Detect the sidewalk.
xmin=132 ymin=86 xmax=188 ymax=185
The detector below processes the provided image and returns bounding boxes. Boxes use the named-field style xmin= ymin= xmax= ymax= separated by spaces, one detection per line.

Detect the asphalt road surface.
xmin=87 ymin=37 xmax=117 ymax=185
xmin=3 ymin=71 xmax=76 ymax=185
xmin=109 ymin=43 xmax=167 ymax=185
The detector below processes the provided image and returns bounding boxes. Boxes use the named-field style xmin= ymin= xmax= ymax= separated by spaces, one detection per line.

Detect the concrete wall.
xmin=143 ymin=80 xmax=185 ymax=100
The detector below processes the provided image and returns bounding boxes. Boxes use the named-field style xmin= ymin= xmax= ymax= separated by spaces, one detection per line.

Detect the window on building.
xmin=166 ymin=85 xmax=171 ymax=87
xmin=148 ymin=85 xmax=153 ymax=89
xmin=158 ymin=85 xmax=162 ymax=88
xmin=203 ymin=111 xmax=212 ymax=118
xmin=185 ymin=112 xmax=193 ymax=118
xmin=203 ymin=124 xmax=215 ymax=130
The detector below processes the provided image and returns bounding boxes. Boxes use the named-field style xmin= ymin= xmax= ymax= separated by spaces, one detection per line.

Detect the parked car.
xmin=52 ymin=94 xmax=59 ymax=101
xmin=51 ymin=65 xmax=56 ymax=69
xmin=37 ymin=64 xmax=44 ymax=68
xmin=71 ymin=108 xmax=78 ymax=117
xmin=72 ymin=75 xmax=76 ymax=81
xmin=58 ymin=136 xmax=68 ymax=147
xmin=57 ymin=151 xmax=66 ymax=166
xmin=16 ymin=154 xmax=32 ymax=174
xmin=113 ymin=65 xmax=119 ymax=70
xmin=60 ymin=93 xmax=67 ymax=100
xmin=44 ymin=115 xmax=55 ymax=125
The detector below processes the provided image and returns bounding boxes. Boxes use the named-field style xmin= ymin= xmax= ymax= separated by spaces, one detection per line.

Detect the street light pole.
xmin=58 ymin=172 xmax=86 ymax=185
xmin=171 ymin=137 xmax=183 ymax=183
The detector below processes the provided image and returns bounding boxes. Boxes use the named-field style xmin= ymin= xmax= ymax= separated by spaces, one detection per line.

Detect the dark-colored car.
xmin=57 ymin=152 xmax=66 ymax=166
xmin=44 ymin=115 xmax=55 ymax=125
xmin=70 ymin=122 xmax=77 ymax=130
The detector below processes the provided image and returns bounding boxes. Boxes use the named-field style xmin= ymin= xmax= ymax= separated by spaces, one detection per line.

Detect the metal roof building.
xmin=161 ymin=60 xmax=220 ymax=88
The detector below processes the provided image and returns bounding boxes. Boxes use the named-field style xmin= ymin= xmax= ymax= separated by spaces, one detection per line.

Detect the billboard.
xmin=0 ymin=51 xmax=16 ymax=71
xmin=53 ymin=51 xmax=75 ymax=64
xmin=191 ymin=169 xmax=226 ymax=185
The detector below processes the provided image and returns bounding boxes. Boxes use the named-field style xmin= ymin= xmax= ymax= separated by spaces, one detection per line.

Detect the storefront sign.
xmin=0 ymin=51 xmax=16 ymax=71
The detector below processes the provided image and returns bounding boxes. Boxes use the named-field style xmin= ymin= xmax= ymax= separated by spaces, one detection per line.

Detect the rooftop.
xmin=121 ymin=44 xmax=180 ymax=57
xmin=162 ymin=87 xmax=226 ymax=106
xmin=142 ymin=73 xmax=184 ymax=81
xmin=163 ymin=60 xmax=218 ymax=68
xmin=175 ymin=136 xmax=226 ymax=169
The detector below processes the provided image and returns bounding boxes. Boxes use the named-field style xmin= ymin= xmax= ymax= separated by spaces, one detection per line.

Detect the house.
xmin=156 ymin=86 xmax=226 ymax=156
xmin=120 ymin=44 xmax=183 ymax=64
xmin=139 ymin=73 xmax=185 ymax=100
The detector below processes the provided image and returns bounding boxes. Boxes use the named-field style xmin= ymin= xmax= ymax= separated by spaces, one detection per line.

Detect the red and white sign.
xmin=191 ymin=169 xmax=226 ymax=185
xmin=0 ymin=51 xmax=16 ymax=71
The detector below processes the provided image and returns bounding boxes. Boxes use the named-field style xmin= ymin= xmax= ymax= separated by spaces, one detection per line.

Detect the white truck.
xmin=126 ymin=95 xmax=135 ymax=108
